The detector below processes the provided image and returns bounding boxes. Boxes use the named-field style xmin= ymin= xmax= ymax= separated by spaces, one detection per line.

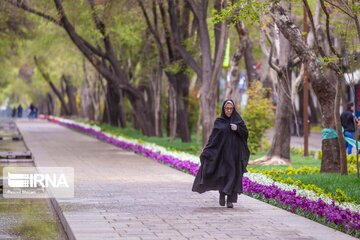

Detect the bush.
xmin=242 ymin=81 xmax=274 ymax=153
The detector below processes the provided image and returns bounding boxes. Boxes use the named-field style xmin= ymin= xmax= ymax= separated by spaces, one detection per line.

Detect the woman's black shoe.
xmin=226 ymin=201 xmax=233 ymax=208
xmin=219 ymin=193 xmax=225 ymax=206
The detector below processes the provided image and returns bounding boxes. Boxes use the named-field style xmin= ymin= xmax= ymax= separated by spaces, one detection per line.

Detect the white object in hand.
xmin=230 ymin=123 xmax=237 ymax=131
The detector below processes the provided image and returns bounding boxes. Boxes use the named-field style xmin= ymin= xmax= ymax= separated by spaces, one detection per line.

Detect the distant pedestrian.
xmin=5 ymin=105 xmax=11 ymax=117
xmin=11 ymin=107 xmax=16 ymax=118
xmin=192 ymin=99 xmax=250 ymax=208
xmin=17 ymin=104 xmax=23 ymax=118
xmin=28 ymin=103 xmax=36 ymax=119
xmin=34 ymin=106 xmax=38 ymax=118
xmin=340 ymin=102 xmax=358 ymax=154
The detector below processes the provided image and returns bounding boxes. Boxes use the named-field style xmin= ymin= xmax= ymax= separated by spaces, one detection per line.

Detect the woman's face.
xmin=224 ymin=103 xmax=234 ymax=118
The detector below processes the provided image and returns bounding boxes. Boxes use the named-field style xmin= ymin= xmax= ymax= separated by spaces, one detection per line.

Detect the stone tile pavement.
xmin=16 ymin=120 xmax=357 ymax=240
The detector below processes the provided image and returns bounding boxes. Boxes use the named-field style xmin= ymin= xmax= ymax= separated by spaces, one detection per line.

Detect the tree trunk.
xmin=132 ymin=98 xmax=156 ymax=136
xmin=175 ymin=73 xmax=191 ymax=142
xmin=152 ymin=67 xmax=162 ymax=137
xmin=308 ymin=86 xmax=320 ymax=125
xmin=100 ymin=77 xmax=111 ymax=124
xmin=171 ymin=0 xmax=228 ymax=146
xmin=334 ymin=71 xmax=348 ymax=175
xmin=236 ymin=22 xmax=258 ymax=83
xmin=34 ymin=56 xmax=70 ymax=116
xmin=200 ymin=86 xmax=217 ymax=145
xmin=253 ymin=62 xmax=292 ymax=165
xmin=94 ymin=68 xmax=103 ymax=122
xmin=62 ymin=75 xmax=78 ymax=115
xmin=225 ymin=23 xmax=245 ymax=101
xmin=36 ymin=94 xmax=47 ymax=116
xmin=200 ymin=0 xmax=227 ymax=145
xmin=253 ymin=11 xmax=292 ymax=165
xmin=82 ymin=61 xmax=96 ymax=121
xmin=118 ymin=90 xmax=126 ymax=128
xmin=270 ymin=3 xmax=341 ymax=172
xmin=139 ymin=0 xmax=190 ymax=140
xmin=165 ymin=72 xmax=191 ymax=142
xmin=47 ymin=93 xmax=54 ymax=115
xmin=60 ymin=79 xmax=68 ymax=116
xmin=311 ymin=71 xmax=340 ymax=173
xmin=254 ymin=71 xmax=292 ymax=165
xmin=168 ymin=80 xmax=177 ymax=140
xmin=80 ymin=82 xmax=95 ymax=121
xmin=244 ymin=40 xmax=257 ymax=83
xmin=104 ymin=83 xmax=121 ymax=126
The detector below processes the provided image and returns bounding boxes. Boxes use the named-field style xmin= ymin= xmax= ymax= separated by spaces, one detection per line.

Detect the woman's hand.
xmin=230 ymin=123 xmax=237 ymax=131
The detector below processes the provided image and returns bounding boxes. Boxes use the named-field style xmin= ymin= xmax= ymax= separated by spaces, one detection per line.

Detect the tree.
xmin=34 ymin=56 xmax=70 ymax=115
xmin=4 ymin=0 xmax=160 ymax=135
xmin=269 ymin=2 xmax=344 ymax=173
xmin=253 ymin=5 xmax=296 ymax=165
xmin=172 ymin=0 xmax=229 ymax=145
xmin=225 ymin=21 xmax=258 ymax=105
xmin=138 ymin=0 xmax=192 ymax=142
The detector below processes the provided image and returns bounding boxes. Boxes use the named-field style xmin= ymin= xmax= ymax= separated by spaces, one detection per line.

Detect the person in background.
xmin=17 ymin=104 xmax=23 ymax=118
xmin=340 ymin=102 xmax=358 ymax=154
xmin=34 ymin=106 xmax=38 ymax=118
xmin=28 ymin=103 xmax=35 ymax=119
xmin=11 ymin=107 xmax=16 ymax=118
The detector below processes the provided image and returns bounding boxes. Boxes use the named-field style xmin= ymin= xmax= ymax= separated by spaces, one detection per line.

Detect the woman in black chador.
xmin=192 ymin=99 xmax=250 ymax=208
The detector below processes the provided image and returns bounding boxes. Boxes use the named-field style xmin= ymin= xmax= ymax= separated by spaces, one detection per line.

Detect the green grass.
xmin=12 ymin=220 xmax=60 ymax=240
xmin=249 ymin=151 xmax=321 ymax=171
xmin=248 ymin=153 xmax=360 ymax=204
xmin=287 ymin=173 xmax=360 ymax=204
xmin=0 ymin=199 xmax=62 ymax=240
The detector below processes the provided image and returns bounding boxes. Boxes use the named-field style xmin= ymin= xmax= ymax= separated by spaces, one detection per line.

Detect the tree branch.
xmin=168 ymin=0 xmax=201 ymax=77
xmin=159 ymin=1 xmax=174 ymax=61
xmin=319 ymin=0 xmax=341 ymax=59
xmin=323 ymin=0 xmax=354 ymax=18
xmin=53 ymin=0 xmax=120 ymax=85
xmin=184 ymin=0 xmax=202 ymax=20
xmin=4 ymin=0 xmax=61 ymax=25
xmin=290 ymin=56 xmax=301 ymax=66
xmin=34 ymin=56 xmax=70 ymax=115
xmin=5 ymin=0 xmax=107 ymax=59
xmin=175 ymin=44 xmax=202 ymax=77
xmin=138 ymin=0 xmax=166 ymax=65
xmin=292 ymin=63 xmax=304 ymax=95
xmin=302 ymin=0 xmax=326 ymax=57
xmin=87 ymin=0 xmax=106 ymax=35
xmin=86 ymin=0 xmax=128 ymax=82
xmin=259 ymin=29 xmax=270 ymax=58
xmin=350 ymin=0 xmax=360 ymax=42
xmin=210 ymin=13 xmax=229 ymax=91
xmin=265 ymin=31 xmax=282 ymax=73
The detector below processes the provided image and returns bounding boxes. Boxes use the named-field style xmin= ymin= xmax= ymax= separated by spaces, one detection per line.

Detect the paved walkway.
xmin=265 ymin=129 xmax=322 ymax=152
xmin=17 ymin=120 xmax=356 ymax=240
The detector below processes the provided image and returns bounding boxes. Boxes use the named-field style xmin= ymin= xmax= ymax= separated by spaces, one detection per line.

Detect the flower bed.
xmin=244 ymin=177 xmax=360 ymax=234
xmin=40 ymin=115 xmax=360 ymax=237
xmin=249 ymin=167 xmax=356 ymax=204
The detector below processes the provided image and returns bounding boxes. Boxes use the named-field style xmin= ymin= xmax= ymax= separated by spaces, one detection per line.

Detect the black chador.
xmin=192 ymin=99 xmax=250 ymax=207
